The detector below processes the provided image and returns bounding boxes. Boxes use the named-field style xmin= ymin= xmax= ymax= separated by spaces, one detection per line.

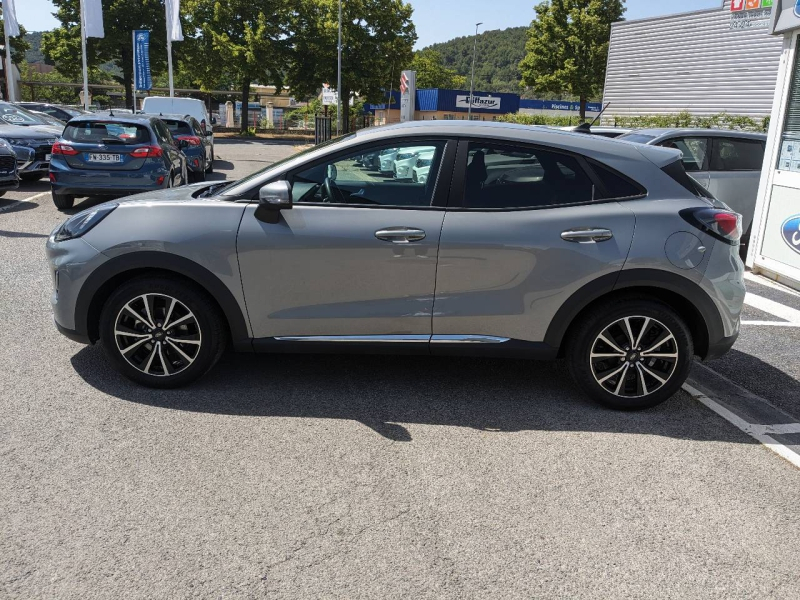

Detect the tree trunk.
xmin=341 ymin=87 xmax=351 ymax=134
xmin=121 ymin=46 xmax=133 ymax=111
xmin=579 ymin=96 xmax=587 ymax=122
xmin=240 ymin=78 xmax=251 ymax=133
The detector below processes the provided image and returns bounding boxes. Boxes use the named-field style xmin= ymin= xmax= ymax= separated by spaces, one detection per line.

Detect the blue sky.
xmin=19 ymin=0 xmax=722 ymax=48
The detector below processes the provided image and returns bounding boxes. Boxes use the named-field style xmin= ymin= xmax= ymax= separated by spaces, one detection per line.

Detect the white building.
xmin=603 ymin=1 xmax=783 ymax=119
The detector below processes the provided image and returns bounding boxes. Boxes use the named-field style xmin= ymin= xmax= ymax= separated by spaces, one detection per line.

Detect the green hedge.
xmin=498 ymin=110 xmax=770 ymax=132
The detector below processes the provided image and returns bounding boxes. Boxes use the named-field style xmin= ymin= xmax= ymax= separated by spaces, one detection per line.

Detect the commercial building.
xmin=603 ymin=1 xmax=783 ymax=119
xmin=366 ymin=89 xmax=520 ymax=124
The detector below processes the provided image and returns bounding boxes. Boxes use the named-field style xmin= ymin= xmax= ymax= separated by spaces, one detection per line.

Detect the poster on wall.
xmin=778 ymin=137 xmax=800 ymax=171
xmin=456 ymin=95 xmax=502 ymax=110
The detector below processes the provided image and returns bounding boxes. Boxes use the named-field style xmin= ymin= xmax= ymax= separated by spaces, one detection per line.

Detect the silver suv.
xmin=46 ymin=122 xmax=745 ymax=410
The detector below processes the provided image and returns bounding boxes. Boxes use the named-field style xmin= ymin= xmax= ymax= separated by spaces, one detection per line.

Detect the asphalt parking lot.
xmin=2 ymin=139 xmax=799 ymax=599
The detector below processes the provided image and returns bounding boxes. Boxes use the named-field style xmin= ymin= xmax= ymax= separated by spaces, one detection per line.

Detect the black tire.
xmin=20 ymin=172 xmax=44 ymax=182
xmin=52 ymin=191 xmax=75 ymax=210
xmin=566 ymin=297 xmax=694 ymax=410
xmin=739 ymin=224 xmax=752 ymax=262
xmin=191 ymin=164 xmax=207 ymax=183
xmin=206 ymin=147 xmax=214 ymax=173
xmin=99 ymin=276 xmax=227 ymax=388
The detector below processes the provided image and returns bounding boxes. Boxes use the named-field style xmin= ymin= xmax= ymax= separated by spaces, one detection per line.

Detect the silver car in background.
xmin=618 ymin=128 xmax=767 ymax=255
xmin=45 ymin=121 xmax=745 ymax=410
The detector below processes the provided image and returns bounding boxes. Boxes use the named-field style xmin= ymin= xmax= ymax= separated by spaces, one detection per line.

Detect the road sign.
xmin=321 ymin=83 xmax=337 ymax=106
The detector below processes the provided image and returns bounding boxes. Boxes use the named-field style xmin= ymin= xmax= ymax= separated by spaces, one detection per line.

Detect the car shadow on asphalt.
xmin=70 ymin=345 xmax=758 ymax=444
xmin=18 ymin=180 xmax=50 ymax=193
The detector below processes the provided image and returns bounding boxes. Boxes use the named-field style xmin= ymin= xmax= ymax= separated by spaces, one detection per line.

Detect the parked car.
xmin=394 ymin=146 xmax=435 ymax=180
xmin=412 ymin=150 xmax=436 ymax=184
xmin=379 ymin=147 xmax=400 ymax=175
xmin=617 ymin=128 xmax=766 ymax=255
xmin=28 ymin=110 xmax=67 ymax=128
xmin=46 ymin=121 xmax=745 ymax=410
xmin=0 ymin=138 xmax=19 ymax=196
xmin=140 ymin=97 xmax=215 ymax=167
xmin=553 ymin=125 xmax=633 ymax=138
xmin=16 ymin=102 xmax=88 ymax=123
xmin=159 ymin=113 xmax=213 ymax=181
xmin=0 ymin=102 xmax=62 ymax=181
xmin=48 ymin=114 xmax=188 ymax=209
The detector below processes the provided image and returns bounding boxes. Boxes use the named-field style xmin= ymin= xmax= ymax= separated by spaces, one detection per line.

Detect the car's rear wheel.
xmin=566 ymin=298 xmax=693 ymax=410
xmin=192 ymin=162 xmax=207 ymax=183
xmin=99 ymin=276 xmax=226 ymax=388
xmin=206 ymin=147 xmax=214 ymax=173
xmin=52 ymin=191 xmax=75 ymax=210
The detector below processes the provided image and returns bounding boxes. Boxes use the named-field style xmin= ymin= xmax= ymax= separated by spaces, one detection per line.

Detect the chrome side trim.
xmin=430 ymin=335 xmax=510 ymax=344
xmin=273 ymin=335 xmax=430 ymax=343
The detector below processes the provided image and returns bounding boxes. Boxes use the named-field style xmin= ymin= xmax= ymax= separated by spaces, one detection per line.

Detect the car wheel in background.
xmin=99 ymin=276 xmax=226 ymax=388
xmin=566 ymin=297 xmax=693 ymax=410
xmin=52 ymin=191 xmax=75 ymax=210
xmin=206 ymin=148 xmax=214 ymax=173
xmin=20 ymin=173 xmax=44 ymax=182
xmin=192 ymin=163 xmax=207 ymax=183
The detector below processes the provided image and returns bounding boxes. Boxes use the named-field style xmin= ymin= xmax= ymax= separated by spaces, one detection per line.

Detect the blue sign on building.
xmin=133 ymin=30 xmax=152 ymax=92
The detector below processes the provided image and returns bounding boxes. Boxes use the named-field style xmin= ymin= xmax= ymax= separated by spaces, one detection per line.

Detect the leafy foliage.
xmin=409 ymin=49 xmax=466 ymax=90
xmin=287 ymin=0 xmax=416 ymax=132
xmin=41 ymin=0 xmax=168 ymax=109
xmin=519 ymin=0 xmax=625 ymax=117
xmin=423 ymin=27 xmax=528 ymax=95
xmin=1 ymin=21 xmax=30 ymax=65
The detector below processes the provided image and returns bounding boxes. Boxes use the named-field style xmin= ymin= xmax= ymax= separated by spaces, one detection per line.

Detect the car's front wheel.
xmin=567 ymin=298 xmax=693 ymax=410
xmin=99 ymin=276 xmax=226 ymax=388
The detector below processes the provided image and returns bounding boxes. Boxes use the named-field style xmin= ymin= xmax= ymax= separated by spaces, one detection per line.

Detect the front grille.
xmin=0 ymin=155 xmax=15 ymax=171
xmin=34 ymin=145 xmax=52 ymax=161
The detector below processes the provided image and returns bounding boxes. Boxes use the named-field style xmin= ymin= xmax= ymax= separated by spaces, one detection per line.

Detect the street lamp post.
xmin=468 ymin=22 xmax=483 ymax=120
xmin=337 ymin=0 xmax=343 ymax=135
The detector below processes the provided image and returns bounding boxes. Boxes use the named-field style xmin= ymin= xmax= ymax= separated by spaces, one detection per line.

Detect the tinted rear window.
xmin=63 ymin=121 xmax=152 ymax=145
xmin=162 ymin=119 xmax=193 ymax=135
xmin=590 ymin=162 xmax=646 ymax=199
xmin=619 ymin=133 xmax=657 ymax=144
xmin=662 ymin=160 xmax=714 ymax=199
xmin=710 ymin=137 xmax=765 ymax=171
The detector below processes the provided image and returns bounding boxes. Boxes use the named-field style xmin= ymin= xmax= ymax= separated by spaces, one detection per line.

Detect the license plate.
xmin=45 ymin=154 xmax=51 ymax=161
xmin=86 ymin=153 xmax=123 ymax=163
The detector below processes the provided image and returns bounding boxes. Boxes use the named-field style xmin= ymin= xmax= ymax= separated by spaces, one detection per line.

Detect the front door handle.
xmin=561 ymin=228 xmax=614 ymax=243
xmin=375 ymin=227 xmax=426 ymax=243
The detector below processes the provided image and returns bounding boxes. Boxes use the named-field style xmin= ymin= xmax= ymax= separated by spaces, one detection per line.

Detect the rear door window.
xmin=63 ymin=121 xmax=151 ymax=145
xmin=710 ymin=137 xmax=765 ymax=171
xmin=462 ymin=142 xmax=595 ymax=208
xmin=163 ymin=120 xmax=193 ymax=136
xmin=658 ymin=137 xmax=708 ymax=172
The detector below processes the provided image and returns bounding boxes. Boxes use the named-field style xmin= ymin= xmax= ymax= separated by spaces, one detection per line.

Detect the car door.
xmin=153 ymin=119 xmax=185 ymax=183
xmin=432 ymin=140 xmax=637 ymax=349
xmin=705 ymin=136 xmax=765 ymax=234
xmin=657 ymin=136 xmax=710 ymax=190
xmin=236 ymin=138 xmax=455 ymax=344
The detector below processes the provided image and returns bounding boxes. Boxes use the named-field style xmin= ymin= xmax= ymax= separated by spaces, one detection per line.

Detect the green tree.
xmin=409 ymin=49 xmax=466 ymax=90
xmin=41 ymin=0 xmax=167 ymax=109
xmin=288 ymin=0 xmax=416 ymax=133
xmin=519 ymin=0 xmax=625 ymax=119
xmin=0 ymin=21 xmax=31 ymax=65
xmin=182 ymin=0 xmax=290 ymax=132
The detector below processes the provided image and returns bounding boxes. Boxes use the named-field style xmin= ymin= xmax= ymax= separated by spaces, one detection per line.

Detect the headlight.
xmin=0 ymin=138 xmax=12 ymax=151
xmin=54 ymin=204 xmax=118 ymax=242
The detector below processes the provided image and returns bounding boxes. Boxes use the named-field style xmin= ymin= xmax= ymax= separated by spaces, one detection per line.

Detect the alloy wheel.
xmin=589 ymin=316 xmax=679 ymax=398
xmin=114 ymin=293 xmax=202 ymax=377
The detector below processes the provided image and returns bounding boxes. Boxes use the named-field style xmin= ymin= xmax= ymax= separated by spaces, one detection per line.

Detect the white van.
xmin=140 ymin=97 xmax=216 ymax=166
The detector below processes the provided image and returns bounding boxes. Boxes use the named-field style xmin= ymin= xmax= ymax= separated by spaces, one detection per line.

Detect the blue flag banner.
xmin=134 ymin=30 xmax=152 ymax=91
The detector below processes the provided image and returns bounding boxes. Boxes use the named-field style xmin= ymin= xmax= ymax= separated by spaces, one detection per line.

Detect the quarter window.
xmin=710 ymin=137 xmax=764 ymax=171
xmin=290 ymin=141 xmax=446 ymax=207
xmin=658 ymin=137 xmax=708 ymax=172
xmin=462 ymin=143 xmax=595 ymax=209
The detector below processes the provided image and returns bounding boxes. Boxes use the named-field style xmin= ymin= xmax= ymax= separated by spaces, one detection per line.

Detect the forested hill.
xmin=423 ymin=26 xmax=528 ymax=95
xmin=24 ymin=31 xmax=45 ymax=63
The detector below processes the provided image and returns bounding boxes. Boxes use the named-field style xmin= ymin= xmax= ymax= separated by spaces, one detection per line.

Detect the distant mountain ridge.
xmin=24 ymin=31 xmax=45 ymax=63
xmin=422 ymin=26 xmax=528 ymax=96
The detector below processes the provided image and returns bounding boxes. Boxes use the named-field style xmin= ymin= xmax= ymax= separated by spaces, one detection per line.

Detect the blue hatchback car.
xmin=49 ymin=115 xmax=188 ymax=210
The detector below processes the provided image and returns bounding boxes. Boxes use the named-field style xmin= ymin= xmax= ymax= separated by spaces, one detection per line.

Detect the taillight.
xmin=52 ymin=141 xmax=79 ymax=156
xmin=130 ymin=145 xmax=164 ymax=158
xmin=680 ymin=208 xmax=742 ymax=245
xmin=176 ymin=135 xmax=202 ymax=146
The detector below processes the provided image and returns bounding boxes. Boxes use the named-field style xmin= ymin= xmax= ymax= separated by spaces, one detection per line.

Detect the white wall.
xmin=603 ymin=1 xmax=783 ymax=118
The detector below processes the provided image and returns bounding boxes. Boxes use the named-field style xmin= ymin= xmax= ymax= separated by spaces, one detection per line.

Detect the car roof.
xmin=68 ymin=114 xmax=156 ymax=125
xmin=625 ymin=128 xmax=767 ymax=140
xmin=155 ymin=113 xmax=195 ymax=121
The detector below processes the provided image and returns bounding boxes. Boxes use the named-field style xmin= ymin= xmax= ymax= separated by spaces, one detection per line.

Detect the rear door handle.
xmin=561 ymin=228 xmax=614 ymax=243
xmin=375 ymin=227 xmax=426 ymax=243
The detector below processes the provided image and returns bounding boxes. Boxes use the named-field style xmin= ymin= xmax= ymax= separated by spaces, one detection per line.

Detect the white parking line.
xmin=683 ymin=383 xmax=800 ymax=470
xmin=744 ymin=292 xmax=800 ymax=323
xmin=741 ymin=321 xmax=800 ymax=327
xmin=0 ymin=191 xmax=50 ymax=213
xmin=744 ymin=271 xmax=800 ymax=299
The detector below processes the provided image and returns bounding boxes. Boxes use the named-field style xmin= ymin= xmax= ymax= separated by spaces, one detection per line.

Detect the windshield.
xmin=0 ymin=102 xmax=49 ymax=126
xmin=219 ymin=134 xmax=357 ymax=197
xmin=618 ymin=133 xmax=657 ymax=144
xmin=63 ymin=121 xmax=152 ymax=145
xmin=163 ymin=120 xmax=193 ymax=135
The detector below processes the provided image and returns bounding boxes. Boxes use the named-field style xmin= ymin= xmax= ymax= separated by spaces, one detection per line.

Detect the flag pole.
xmin=132 ymin=31 xmax=137 ymax=111
xmin=80 ymin=0 xmax=90 ymax=110
xmin=2 ymin=7 xmax=15 ymax=101
xmin=165 ymin=0 xmax=174 ymax=97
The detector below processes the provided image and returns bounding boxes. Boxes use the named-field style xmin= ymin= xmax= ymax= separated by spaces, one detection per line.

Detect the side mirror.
xmin=327 ymin=164 xmax=337 ymax=180
xmin=256 ymin=181 xmax=292 ymax=223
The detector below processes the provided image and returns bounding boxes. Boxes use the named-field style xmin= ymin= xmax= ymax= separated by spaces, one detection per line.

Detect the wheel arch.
xmin=76 ymin=251 xmax=252 ymax=351
xmin=545 ymin=269 xmax=723 ymax=360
